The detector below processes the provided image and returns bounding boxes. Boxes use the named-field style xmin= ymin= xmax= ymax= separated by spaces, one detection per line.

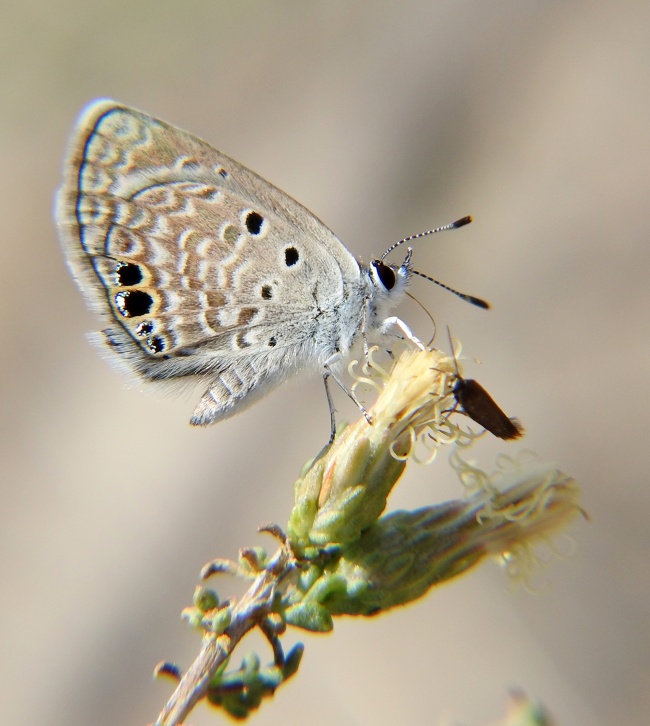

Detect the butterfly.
xmin=57 ymin=100 xmax=487 ymax=433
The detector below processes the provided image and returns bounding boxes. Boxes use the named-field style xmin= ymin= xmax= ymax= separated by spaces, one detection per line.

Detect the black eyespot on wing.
xmin=245 ymin=211 xmax=264 ymax=235
xmin=114 ymin=290 xmax=153 ymax=318
xmin=285 ymin=247 xmax=299 ymax=267
xmin=371 ymin=260 xmax=396 ymax=290
xmin=136 ymin=321 xmax=154 ymax=336
xmin=115 ymin=261 xmax=143 ymax=286
xmin=261 ymin=285 xmax=273 ymax=300
xmin=453 ymin=378 xmax=524 ymax=441
xmin=147 ymin=335 xmax=165 ymax=353
xmin=268 ymin=336 xmax=277 ymax=347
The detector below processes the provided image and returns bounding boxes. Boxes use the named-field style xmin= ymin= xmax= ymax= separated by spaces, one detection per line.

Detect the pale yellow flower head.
xmin=285 ymin=346 xmax=582 ymax=620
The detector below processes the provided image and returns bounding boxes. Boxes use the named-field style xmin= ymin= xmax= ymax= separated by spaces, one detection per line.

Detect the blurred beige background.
xmin=2 ymin=2 xmax=649 ymax=725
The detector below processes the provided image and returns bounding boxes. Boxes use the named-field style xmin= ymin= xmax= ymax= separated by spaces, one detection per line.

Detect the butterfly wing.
xmin=57 ymin=100 xmax=364 ymax=422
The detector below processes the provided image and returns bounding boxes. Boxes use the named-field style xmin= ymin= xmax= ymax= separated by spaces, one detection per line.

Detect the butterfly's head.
xmin=375 ymin=216 xmax=490 ymax=310
xmin=368 ymin=248 xmax=412 ymax=317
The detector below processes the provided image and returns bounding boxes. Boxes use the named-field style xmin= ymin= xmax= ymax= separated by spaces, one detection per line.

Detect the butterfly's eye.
xmin=371 ymin=260 xmax=396 ymax=290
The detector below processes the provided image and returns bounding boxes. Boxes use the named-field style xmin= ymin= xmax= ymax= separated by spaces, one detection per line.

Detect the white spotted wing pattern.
xmin=57 ymin=100 xmax=415 ymax=426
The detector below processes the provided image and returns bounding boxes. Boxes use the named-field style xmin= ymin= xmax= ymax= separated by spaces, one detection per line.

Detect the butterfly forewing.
xmin=57 ymin=101 xmax=362 ymax=392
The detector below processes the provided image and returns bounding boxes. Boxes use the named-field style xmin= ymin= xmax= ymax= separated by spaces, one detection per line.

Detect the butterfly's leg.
xmin=323 ymin=354 xmax=372 ymax=439
xmin=381 ymin=317 xmax=426 ymax=350
xmin=360 ymin=302 xmax=371 ymax=363
xmin=322 ymin=373 xmax=338 ymax=443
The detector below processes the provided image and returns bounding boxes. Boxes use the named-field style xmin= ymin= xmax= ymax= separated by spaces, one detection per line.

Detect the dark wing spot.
xmin=268 ymin=337 xmax=277 ymax=347
xmin=218 ymin=168 xmax=228 ymax=178
xmin=261 ymin=285 xmax=273 ymax=300
xmin=115 ymin=261 xmax=143 ymax=286
xmin=135 ymin=321 xmax=154 ymax=336
xmin=245 ymin=211 xmax=264 ymax=235
xmin=285 ymin=247 xmax=299 ymax=267
xmin=114 ymin=290 xmax=153 ymax=318
xmin=147 ymin=335 xmax=165 ymax=353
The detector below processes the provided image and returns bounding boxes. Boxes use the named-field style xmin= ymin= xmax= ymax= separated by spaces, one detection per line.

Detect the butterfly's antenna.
xmin=405 ymin=291 xmax=437 ymax=346
xmin=380 ymin=215 xmax=472 ymax=261
xmin=411 ymin=268 xmax=490 ymax=309
xmin=381 ymin=215 xmax=488 ymax=308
